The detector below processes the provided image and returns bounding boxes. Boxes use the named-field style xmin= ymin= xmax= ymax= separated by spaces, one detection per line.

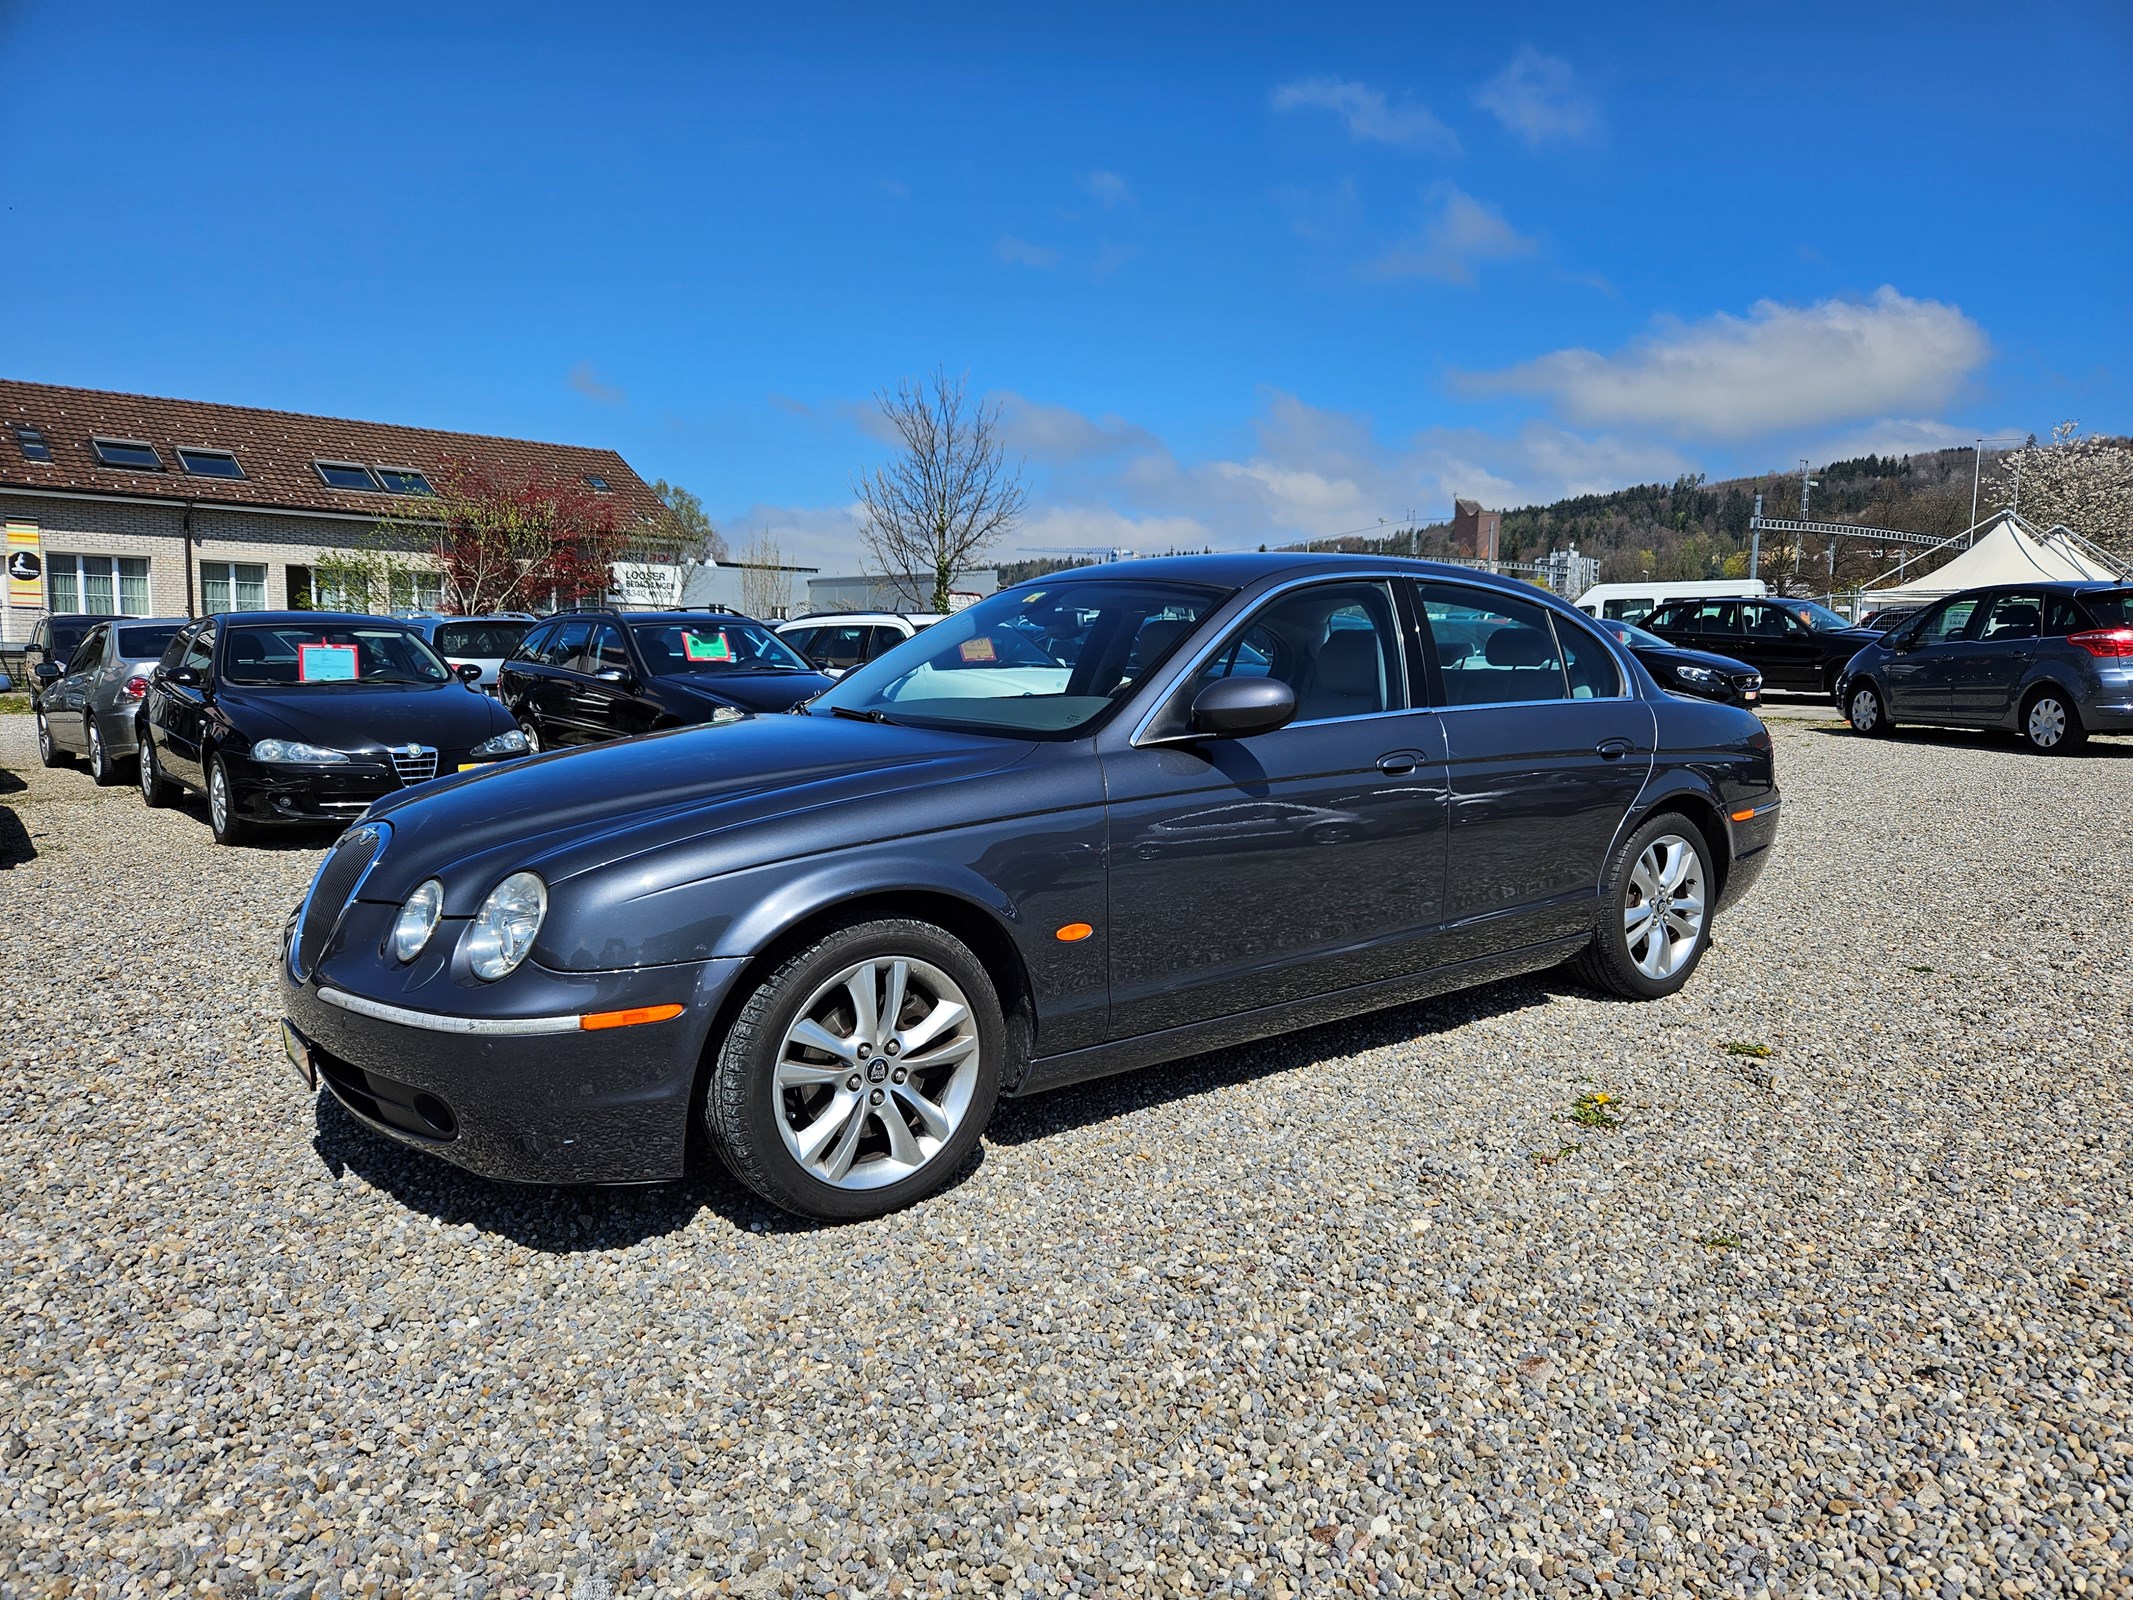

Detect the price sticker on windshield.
xmin=298 ymin=643 xmax=359 ymax=682
xmin=958 ymin=636 xmax=997 ymax=663
xmin=683 ymin=631 xmax=732 ymax=662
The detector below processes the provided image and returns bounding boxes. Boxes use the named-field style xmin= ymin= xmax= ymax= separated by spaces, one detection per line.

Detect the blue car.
xmin=1836 ymin=581 xmax=2133 ymax=752
xmin=279 ymin=554 xmax=1782 ymax=1220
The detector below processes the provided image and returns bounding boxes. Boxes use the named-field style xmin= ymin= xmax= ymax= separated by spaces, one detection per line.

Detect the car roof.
xmin=778 ymin=611 xmax=936 ymax=625
xmin=1005 ymin=550 xmax=1586 ymax=606
xmin=205 ymin=611 xmax=418 ymax=626
xmin=566 ymin=609 xmax=772 ymax=625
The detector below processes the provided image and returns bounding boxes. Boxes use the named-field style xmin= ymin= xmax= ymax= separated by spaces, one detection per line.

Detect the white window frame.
xmin=45 ymin=553 xmax=150 ymax=615
xmin=199 ymin=560 xmax=268 ymax=615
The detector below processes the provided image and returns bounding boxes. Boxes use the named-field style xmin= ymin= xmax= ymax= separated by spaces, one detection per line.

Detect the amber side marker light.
xmin=580 ymin=1003 xmax=686 ymax=1031
xmin=1055 ymin=922 xmax=1095 ymax=942
xmin=1730 ymin=808 xmax=1756 ymax=822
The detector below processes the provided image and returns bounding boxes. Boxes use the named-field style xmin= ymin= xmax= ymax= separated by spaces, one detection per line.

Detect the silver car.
xmin=399 ymin=614 xmax=537 ymax=694
xmin=34 ymin=616 xmax=190 ymax=783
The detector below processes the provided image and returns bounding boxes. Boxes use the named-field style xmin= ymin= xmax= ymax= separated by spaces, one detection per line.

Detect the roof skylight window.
xmin=13 ymin=426 xmax=51 ymax=462
xmin=176 ymin=447 xmax=245 ymax=479
xmin=315 ymin=459 xmax=381 ymax=491
xmin=584 ymin=474 xmax=610 ymax=492
xmin=92 ymin=437 xmax=163 ymax=470
xmin=375 ymin=466 xmax=435 ymax=496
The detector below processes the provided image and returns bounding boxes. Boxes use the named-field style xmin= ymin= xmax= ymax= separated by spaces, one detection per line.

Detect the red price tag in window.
xmin=298 ymin=644 xmax=358 ymax=682
xmin=958 ymin=636 xmax=997 ymax=663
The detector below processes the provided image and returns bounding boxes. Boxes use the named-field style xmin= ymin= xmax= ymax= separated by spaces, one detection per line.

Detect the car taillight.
xmin=2069 ymin=628 xmax=2133 ymax=658
xmin=122 ymin=675 xmax=150 ymax=699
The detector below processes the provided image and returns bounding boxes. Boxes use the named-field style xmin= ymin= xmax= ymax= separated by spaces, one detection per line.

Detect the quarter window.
xmin=199 ymin=561 xmax=268 ymax=614
xmin=1418 ymin=583 xmax=1574 ymax=706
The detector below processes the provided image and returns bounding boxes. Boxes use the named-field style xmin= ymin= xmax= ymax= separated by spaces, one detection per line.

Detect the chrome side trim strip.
xmin=316 ymin=987 xmax=580 ymax=1036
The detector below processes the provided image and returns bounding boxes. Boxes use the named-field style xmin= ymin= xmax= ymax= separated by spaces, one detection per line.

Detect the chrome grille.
xmin=389 ymin=745 xmax=439 ymax=785
xmin=293 ymin=825 xmax=384 ymax=980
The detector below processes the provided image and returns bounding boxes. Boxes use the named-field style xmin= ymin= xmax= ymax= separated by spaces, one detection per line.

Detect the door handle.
xmin=1595 ymin=738 xmax=1633 ymax=761
xmin=1376 ymin=752 xmax=1419 ymax=776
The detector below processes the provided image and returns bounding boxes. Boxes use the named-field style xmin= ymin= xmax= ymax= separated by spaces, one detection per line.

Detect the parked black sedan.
xmin=137 ymin=612 xmax=530 ymax=845
xmin=279 ymin=555 xmax=1781 ymax=1220
xmin=1591 ymin=618 xmax=1762 ymax=707
xmin=498 ymin=608 xmax=832 ymax=749
xmin=1639 ymin=596 xmax=1881 ymax=698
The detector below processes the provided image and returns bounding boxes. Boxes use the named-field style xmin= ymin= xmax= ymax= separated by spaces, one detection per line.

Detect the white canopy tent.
xmin=1865 ymin=511 xmax=2122 ymax=603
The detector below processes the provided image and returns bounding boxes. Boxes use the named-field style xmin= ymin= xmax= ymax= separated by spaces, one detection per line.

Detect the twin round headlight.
xmin=389 ymin=871 xmax=546 ymax=979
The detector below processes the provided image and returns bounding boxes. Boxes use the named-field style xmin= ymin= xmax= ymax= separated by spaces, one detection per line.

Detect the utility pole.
xmin=1971 ymin=438 xmax=1983 ymax=527
xmin=1750 ymin=493 xmax=1762 ymax=582
xmin=1793 ymin=460 xmax=1819 ymax=575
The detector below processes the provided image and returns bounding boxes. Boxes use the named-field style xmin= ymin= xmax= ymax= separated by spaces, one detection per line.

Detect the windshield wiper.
xmin=827 ymin=705 xmax=898 ymax=726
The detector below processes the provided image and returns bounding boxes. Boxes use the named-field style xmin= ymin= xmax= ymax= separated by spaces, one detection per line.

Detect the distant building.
xmin=803 ymin=570 xmax=999 ymax=614
xmin=1542 ymin=546 xmax=1600 ymax=600
xmin=1451 ymin=497 xmax=1500 ymax=564
xmin=0 ymin=378 xmax=664 ymax=645
xmin=673 ymin=559 xmax=823 ymax=619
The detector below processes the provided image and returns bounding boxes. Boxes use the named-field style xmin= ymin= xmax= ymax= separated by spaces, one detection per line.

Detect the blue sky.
xmin=4 ymin=1 xmax=2127 ymax=565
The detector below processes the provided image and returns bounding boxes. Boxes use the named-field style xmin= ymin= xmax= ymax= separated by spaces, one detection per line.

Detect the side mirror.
xmin=594 ymin=668 xmax=634 ymax=687
xmin=166 ymin=667 xmax=200 ymax=687
xmin=456 ymin=662 xmax=484 ymax=683
xmin=33 ymin=661 xmax=61 ymax=684
xmin=1190 ymin=677 xmax=1297 ymax=738
xmin=1890 ymin=632 xmax=1918 ymax=654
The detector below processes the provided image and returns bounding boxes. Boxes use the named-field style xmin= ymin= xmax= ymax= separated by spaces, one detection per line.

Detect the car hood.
xmin=1632 ymin=642 xmax=1758 ymax=676
xmin=661 ymin=669 xmax=835 ymax=713
xmin=1822 ymin=629 xmax=1882 ymax=650
xmin=222 ymin=683 xmax=512 ymax=751
xmin=354 ymin=711 xmax=1039 ymax=911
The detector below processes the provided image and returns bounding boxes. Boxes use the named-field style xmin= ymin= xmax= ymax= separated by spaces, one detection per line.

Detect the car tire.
xmin=516 ymin=713 xmax=543 ymax=753
xmin=206 ymin=753 xmax=251 ymax=846
xmin=1569 ymin=812 xmax=1716 ymax=1001
xmin=2021 ymin=687 xmax=2086 ymax=755
xmin=86 ymin=718 xmax=120 ymax=786
xmin=706 ymin=917 xmax=1005 ymax=1221
xmin=37 ymin=710 xmax=70 ymax=768
xmin=138 ymin=733 xmax=176 ymax=807
xmin=1846 ymin=680 xmax=1893 ymax=736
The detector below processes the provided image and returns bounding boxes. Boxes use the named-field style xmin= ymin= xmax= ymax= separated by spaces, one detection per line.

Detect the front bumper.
xmin=281 ymin=911 xmax=746 ymax=1183
xmin=233 ymin=750 xmax=518 ymax=827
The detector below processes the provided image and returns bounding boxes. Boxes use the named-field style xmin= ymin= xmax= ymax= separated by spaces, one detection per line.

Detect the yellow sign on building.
xmin=5 ymin=522 xmax=41 ymax=610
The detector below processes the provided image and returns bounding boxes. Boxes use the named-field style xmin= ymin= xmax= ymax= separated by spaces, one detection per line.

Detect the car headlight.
xmin=465 ymin=871 xmax=546 ymax=980
xmin=470 ymin=728 xmax=530 ymax=757
xmin=252 ymin=738 xmax=348 ymax=763
xmin=709 ymin=705 xmax=745 ymax=725
xmin=391 ymin=879 xmax=444 ymax=962
xmin=1672 ymin=664 xmax=1719 ymax=687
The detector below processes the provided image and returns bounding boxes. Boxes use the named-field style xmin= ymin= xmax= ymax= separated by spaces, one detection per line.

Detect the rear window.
xmin=2080 ymin=589 xmax=2133 ymax=628
xmin=433 ymin=621 xmax=531 ymax=658
xmin=116 ymin=624 xmax=182 ymax=660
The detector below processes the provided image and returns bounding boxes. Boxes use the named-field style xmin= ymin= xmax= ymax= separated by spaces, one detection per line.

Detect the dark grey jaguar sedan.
xmin=279 ymin=555 xmax=1781 ymax=1220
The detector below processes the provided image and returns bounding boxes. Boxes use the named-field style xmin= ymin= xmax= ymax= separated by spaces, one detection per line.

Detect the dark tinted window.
xmin=434 ymin=621 xmax=530 ymax=658
xmin=796 ymin=624 xmax=867 ymax=671
xmin=65 ymin=626 xmax=107 ymax=675
xmin=375 ymin=467 xmax=434 ymax=496
xmin=91 ymin=437 xmax=161 ymax=470
xmin=175 ymin=448 xmax=244 ymax=479
xmin=1740 ymin=602 xmax=1801 ymax=638
xmin=182 ymin=630 xmax=215 ymax=674
xmin=2076 ymin=589 xmax=2133 ymax=628
xmin=548 ymin=619 xmax=595 ymax=671
xmin=513 ymin=622 xmax=558 ymax=664
xmin=116 ymin=624 xmax=183 ymax=660
xmin=1419 ymin=583 xmax=1570 ymax=705
xmin=1555 ymin=615 xmax=1625 ymax=698
xmin=866 ymin=626 xmax=908 ymax=660
xmin=315 ymin=460 xmax=380 ymax=491
xmin=50 ymin=618 xmax=102 ymax=657
xmin=15 ymin=426 xmax=52 ymax=462
xmin=589 ymin=622 xmax=632 ymax=674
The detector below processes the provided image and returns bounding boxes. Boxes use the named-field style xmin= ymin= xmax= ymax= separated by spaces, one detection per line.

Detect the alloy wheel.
xmin=88 ymin=722 xmax=107 ymax=781
xmin=2028 ymin=697 xmax=2066 ymax=749
xmin=1623 ymin=834 xmax=1706 ymax=981
xmin=36 ymin=714 xmax=51 ymax=761
xmin=773 ymin=956 xmax=982 ymax=1191
xmin=139 ymin=739 xmax=157 ymax=801
xmin=209 ymin=762 xmax=230 ymax=832
xmin=518 ymin=717 xmax=542 ymax=753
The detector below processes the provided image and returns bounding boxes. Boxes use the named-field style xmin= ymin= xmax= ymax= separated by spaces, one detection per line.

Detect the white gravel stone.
xmin=2 ymin=706 xmax=2130 ymax=1598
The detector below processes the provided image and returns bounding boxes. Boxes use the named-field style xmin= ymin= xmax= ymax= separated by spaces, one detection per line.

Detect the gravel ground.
xmin=3 ymin=709 xmax=2130 ymax=1600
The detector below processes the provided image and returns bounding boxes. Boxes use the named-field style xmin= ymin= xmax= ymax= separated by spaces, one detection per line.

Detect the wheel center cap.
xmin=866 ymin=1058 xmax=890 ymax=1084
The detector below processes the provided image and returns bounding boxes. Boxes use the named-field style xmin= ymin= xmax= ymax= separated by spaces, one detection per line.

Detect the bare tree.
xmin=737 ymin=529 xmax=793 ymax=619
xmin=855 ymin=369 xmax=1028 ymax=613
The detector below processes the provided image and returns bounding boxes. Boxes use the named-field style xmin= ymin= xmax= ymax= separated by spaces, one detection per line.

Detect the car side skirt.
xmin=1012 ymin=933 xmax=1587 ymax=1097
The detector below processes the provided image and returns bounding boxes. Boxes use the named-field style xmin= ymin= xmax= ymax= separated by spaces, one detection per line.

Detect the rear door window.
xmin=865 ymin=626 xmax=908 ymax=660
xmin=1418 ymin=583 xmax=1570 ymax=706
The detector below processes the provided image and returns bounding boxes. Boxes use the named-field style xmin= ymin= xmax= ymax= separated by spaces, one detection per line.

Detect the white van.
xmin=1574 ymin=579 xmax=1768 ymax=624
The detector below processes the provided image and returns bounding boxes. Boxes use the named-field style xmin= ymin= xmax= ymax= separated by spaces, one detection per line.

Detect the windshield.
xmin=631 ymin=619 xmax=813 ymax=674
xmin=812 ymin=579 xmax=1224 ymax=737
xmin=1786 ymin=600 xmax=1856 ymax=633
xmin=1602 ymin=619 xmax=1671 ymax=651
xmin=223 ymin=624 xmax=450 ymax=687
xmin=117 ymin=623 xmax=182 ymax=661
xmin=433 ymin=620 xmax=531 ymax=658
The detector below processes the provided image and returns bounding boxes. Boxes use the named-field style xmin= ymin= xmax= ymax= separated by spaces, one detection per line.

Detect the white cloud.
xmin=1368 ymin=184 xmax=1537 ymax=284
xmin=1803 ymin=416 xmax=2011 ymax=464
xmin=1271 ymin=75 xmax=1460 ymax=156
xmin=1078 ymin=169 xmax=1133 ymax=208
xmin=994 ymin=236 xmax=1061 ymax=269
xmin=995 ymin=393 xmax=1161 ymax=461
xmin=567 ymin=362 xmax=625 ymax=405
xmin=1473 ymin=47 xmax=1601 ymax=147
xmin=1463 ymin=287 xmax=1991 ymax=438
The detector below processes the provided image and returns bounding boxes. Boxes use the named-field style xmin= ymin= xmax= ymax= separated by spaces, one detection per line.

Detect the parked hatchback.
xmin=1837 ymin=582 xmax=2133 ymax=752
xmin=33 ymin=615 xmax=189 ymax=782
xmin=22 ymin=613 xmax=126 ymax=707
xmin=398 ymin=614 xmax=536 ymax=694
xmin=776 ymin=611 xmax=943 ymax=676
xmin=1639 ymin=597 xmax=1881 ymax=698
xmin=499 ymin=608 xmax=832 ymax=749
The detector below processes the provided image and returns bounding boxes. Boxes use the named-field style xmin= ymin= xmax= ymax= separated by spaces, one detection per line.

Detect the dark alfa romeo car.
xmin=278 ymin=556 xmax=1782 ymax=1220
xmin=138 ymin=612 xmax=530 ymax=845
